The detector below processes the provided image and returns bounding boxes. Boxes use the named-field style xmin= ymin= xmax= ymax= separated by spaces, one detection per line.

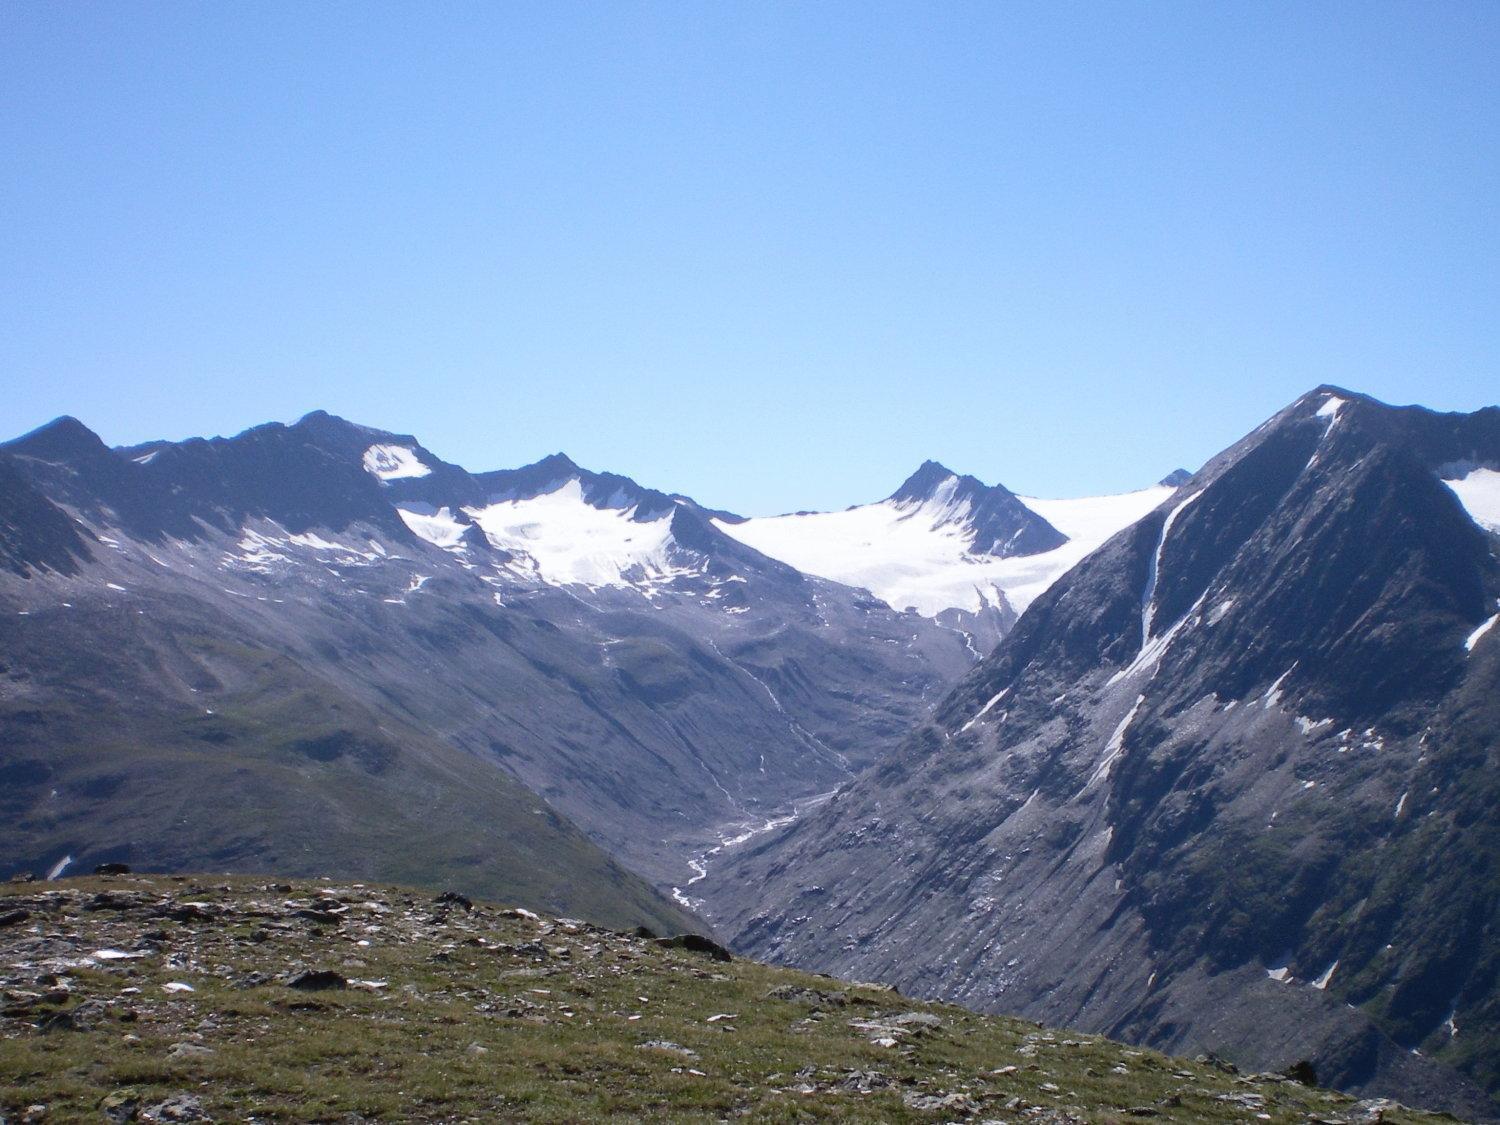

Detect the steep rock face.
xmin=887 ymin=460 xmax=1068 ymax=558
xmin=0 ymin=414 xmax=975 ymax=904
xmin=700 ymin=388 xmax=1500 ymax=1119
xmin=0 ymin=453 xmax=95 ymax=578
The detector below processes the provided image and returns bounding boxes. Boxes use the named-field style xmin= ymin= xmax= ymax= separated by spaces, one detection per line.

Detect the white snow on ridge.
xmin=1316 ymin=395 xmax=1346 ymax=421
xmin=362 ymin=443 xmax=432 ymax=481
xmin=715 ymin=483 xmax=1175 ymax=619
xmin=1466 ymin=609 xmax=1499 ymax=653
xmin=466 ymin=480 xmax=691 ymax=589
xmin=397 ymin=504 xmax=470 ymax=550
xmin=1442 ymin=467 xmax=1500 ymax=534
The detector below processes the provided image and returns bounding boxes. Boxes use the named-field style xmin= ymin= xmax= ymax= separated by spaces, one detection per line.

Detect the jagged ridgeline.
xmin=703 ymin=388 xmax=1500 ymax=1120
xmin=0 ymin=404 xmax=1163 ymax=911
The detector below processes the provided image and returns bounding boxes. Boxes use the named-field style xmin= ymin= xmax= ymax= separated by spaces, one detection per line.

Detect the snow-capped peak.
xmin=716 ymin=478 xmax=1175 ymax=620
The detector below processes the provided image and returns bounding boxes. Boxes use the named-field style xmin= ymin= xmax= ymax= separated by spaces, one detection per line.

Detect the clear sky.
xmin=3 ymin=2 xmax=1497 ymax=515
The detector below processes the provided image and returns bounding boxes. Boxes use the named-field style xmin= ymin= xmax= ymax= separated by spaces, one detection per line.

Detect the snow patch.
xmin=1207 ymin=598 xmax=1235 ymax=625
xmin=1262 ymin=666 xmax=1296 ymax=709
xmin=1442 ymin=467 xmax=1500 ymax=534
xmin=1089 ymin=694 xmax=1144 ymax=787
xmin=1464 ymin=603 xmax=1500 ymax=652
xmin=1312 ymin=961 xmax=1338 ymax=990
xmin=960 ymin=688 xmax=1010 ymax=734
xmin=466 ymin=480 xmax=690 ymax=590
xmin=1266 ymin=965 xmax=1291 ymax=983
xmin=397 ymin=504 xmax=469 ymax=550
xmin=717 ymin=485 xmax=1174 ymax=619
xmin=1140 ymin=489 xmax=1204 ymax=646
xmin=1316 ymin=395 xmax=1347 ymax=423
xmin=362 ymin=443 xmax=431 ymax=481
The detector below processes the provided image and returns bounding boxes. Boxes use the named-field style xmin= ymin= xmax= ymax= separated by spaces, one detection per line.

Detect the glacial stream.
xmin=671 ymin=789 xmax=837 ymax=914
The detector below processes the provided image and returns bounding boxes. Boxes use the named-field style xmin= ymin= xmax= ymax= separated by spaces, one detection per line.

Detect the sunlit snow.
xmin=362 ymin=443 xmax=431 ymax=481
xmin=397 ymin=504 xmax=470 ymax=550
xmin=1466 ymin=611 xmax=1499 ymax=653
xmin=466 ymin=480 xmax=690 ymax=589
xmin=1316 ymin=394 xmax=1346 ymax=421
xmin=716 ymin=482 xmax=1175 ymax=618
xmin=1442 ymin=467 xmax=1500 ymax=534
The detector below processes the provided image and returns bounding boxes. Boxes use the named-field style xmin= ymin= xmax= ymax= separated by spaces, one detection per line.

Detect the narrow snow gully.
xmin=1140 ymin=490 xmax=1203 ymax=648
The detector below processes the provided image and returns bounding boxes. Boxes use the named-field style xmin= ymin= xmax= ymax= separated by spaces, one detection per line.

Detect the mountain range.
xmin=698 ymin=387 xmax=1500 ymax=1119
xmin=0 ymin=408 xmax=1135 ymax=911
xmin=2 ymin=386 xmax=1496 ymax=1117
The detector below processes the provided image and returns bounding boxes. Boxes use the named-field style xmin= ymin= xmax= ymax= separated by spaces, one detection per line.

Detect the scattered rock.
xmin=140 ymin=1093 xmax=209 ymax=1121
xmin=434 ymin=890 xmax=473 ymax=910
xmin=1282 ymin=1058 xmax=1319 ymax=1086
xmin=100 ymin=1089 xmax=141 ymax=1123
xmin=902 ymin=1090 xmax=976 ymax=1113
xmin=84 ymin=892 xmax=147 ymax=912
xmin=94 ymin=863 xmax=132 ymax=875
xmin=1196 ymin=1051 xmax=1239 ymax=1074
xmin=37 ymin=998 xmax=108 ymax=1032
xmin=766 ymin=983 xmax=848 ymax=1007
xmin=286 ymin=969 xmax=347 ymax=991
xmin=291 ymin=908 xmax=341 ymax=925
xmin=167 ymin=1042 xmax=214 ymax=1059
xmin=1351 ymin=1099 xmax=1410 ymax=1123
xmin=654 ymin=933 xmax=732 ymax=961
xmin=0 ymin=908 xmax=30 ymax=927
xmin=836 ymin=1069 xmax=892 ymax=1093
xmin=636 ymin=1040 xmax=698 ymax=1058
xmin=889 ymin=1010 xmax=942 ymax=1030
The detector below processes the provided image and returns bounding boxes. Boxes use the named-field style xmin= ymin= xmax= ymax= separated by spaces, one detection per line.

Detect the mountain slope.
xmin=699 ymin=387 xmax=1500 ymax=1119
xmin=0 ymin=872 xmax=1462 ymax=1124
xmin=0 ymin=413 xmax=975 ymax=903
xmin=0 ymin=576 xmax=694 ymax=935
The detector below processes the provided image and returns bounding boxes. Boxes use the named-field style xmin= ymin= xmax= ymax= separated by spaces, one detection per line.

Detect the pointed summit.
xmin=2 ymin=415 xmax=111 ymax=463
xmin=889 ymin=460 xmax=960 ymax=504
xmin=884 ymin=461 xmax=1068 ymax=559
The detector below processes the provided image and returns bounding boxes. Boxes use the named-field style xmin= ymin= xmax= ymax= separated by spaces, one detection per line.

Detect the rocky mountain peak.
xmin=888 ymin=460 xmax=962 ymax=504
xmin=885 ymin=460 xmax=1068 ymax=560
xmin=2 ymin=415 xmax=112 ymax=464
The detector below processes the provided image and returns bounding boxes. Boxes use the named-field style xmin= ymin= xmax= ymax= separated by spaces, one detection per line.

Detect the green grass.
xmin=0 ymin=875 xmax=1463 ymax=1122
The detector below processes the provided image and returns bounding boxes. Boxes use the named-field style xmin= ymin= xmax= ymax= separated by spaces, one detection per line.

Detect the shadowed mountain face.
xmin=0 ymin=411 xmax=977 ymax=923
xmin=887 ymin=460 xmax=1068 ymax=558
xmin=699 ymin=388 xmax=1500 ymax=1119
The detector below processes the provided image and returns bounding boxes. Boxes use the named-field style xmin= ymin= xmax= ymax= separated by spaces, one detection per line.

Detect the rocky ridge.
xmin=699 ymin=388 xmax=1500 ymax=1120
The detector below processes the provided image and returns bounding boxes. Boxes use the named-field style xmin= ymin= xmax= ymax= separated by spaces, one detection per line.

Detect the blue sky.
xmin=3 ymin=2 xmax=1497 ymax=515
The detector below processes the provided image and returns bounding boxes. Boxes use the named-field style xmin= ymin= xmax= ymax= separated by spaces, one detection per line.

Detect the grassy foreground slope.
xmin=0 ymin=875 xmax=1463 ymax=1123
